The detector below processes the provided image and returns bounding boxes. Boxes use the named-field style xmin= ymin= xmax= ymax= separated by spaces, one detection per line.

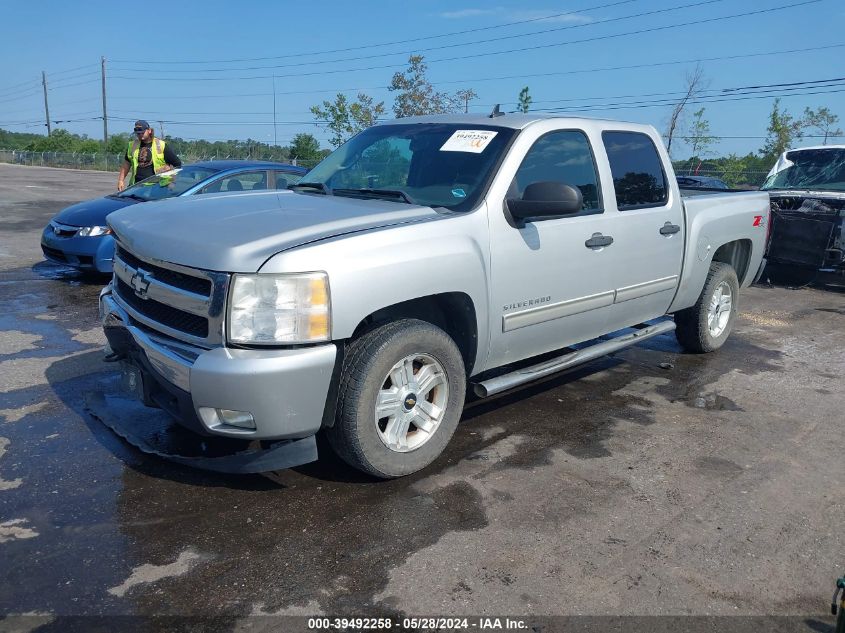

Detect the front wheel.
xmin=674 ymin=261 xmax=740 ymax=353
xmin=326 ymin=319 xmax=466 ymax=478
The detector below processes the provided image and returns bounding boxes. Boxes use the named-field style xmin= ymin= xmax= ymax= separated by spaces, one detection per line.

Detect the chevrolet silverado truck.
xmin=99 ymin=113 xmax=770 ymax=478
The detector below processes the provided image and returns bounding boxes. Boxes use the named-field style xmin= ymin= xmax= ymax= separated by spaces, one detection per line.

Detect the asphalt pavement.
xmin=0 ymin=162 xmax=843 ymax=632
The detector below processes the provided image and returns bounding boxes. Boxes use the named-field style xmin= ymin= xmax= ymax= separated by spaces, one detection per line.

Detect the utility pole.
xmin=158 ymin=120 xmax=165 ymax=139
xmin=101 ymin=56 xmax=108 ymax=145
xmin=41 ymin=71 xmax=51 ymax=136
xmin=272 ymin=75 xmax=277 ymax=147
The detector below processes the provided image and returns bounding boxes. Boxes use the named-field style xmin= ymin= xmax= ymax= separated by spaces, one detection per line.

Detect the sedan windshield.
xmin=118 ymin=166 xmax=219 ymax=201
xmin=301 ymin=123 xmax=517 ymax=211
xmin=762 ymin=148 xmax=845 ymax=192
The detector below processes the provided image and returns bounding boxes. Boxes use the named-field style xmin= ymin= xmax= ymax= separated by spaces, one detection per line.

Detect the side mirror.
xmin=506 ymin=181 xmax=583 ymax=225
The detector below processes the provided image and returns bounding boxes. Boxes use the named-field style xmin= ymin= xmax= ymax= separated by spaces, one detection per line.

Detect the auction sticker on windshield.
xmin=440 ymin=130 xmax=498 ymax=153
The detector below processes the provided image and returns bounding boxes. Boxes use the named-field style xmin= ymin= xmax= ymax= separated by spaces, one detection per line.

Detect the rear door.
xmin=599 ymin=130 xmax=685 ymax=331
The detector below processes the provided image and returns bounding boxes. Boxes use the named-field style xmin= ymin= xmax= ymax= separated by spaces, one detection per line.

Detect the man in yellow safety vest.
xmin=117 ymin=120 xmax=182 ymax=191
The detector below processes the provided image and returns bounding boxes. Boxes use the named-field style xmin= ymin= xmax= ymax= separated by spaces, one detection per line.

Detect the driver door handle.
xmin=660 ymin=222 xmax=681 ymax=235
xmin=585 ymin=233 xmax=614 ymax=249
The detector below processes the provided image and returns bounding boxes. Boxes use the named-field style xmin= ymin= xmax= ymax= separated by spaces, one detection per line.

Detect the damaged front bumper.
xmin=97 ymin=285 xmax=338 ymax=472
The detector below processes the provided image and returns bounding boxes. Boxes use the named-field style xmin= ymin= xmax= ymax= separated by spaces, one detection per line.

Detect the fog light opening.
xmin=217 ymin=409 xmax=256 ymax=429
xmin=199 ymin=407 xmax=256 ymax=430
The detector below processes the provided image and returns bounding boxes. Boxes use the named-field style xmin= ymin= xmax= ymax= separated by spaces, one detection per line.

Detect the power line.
xmin=49 ymin=71 xmax=101 ymax=88
xmin=485 ymin=76 xmax=845 ymax=108
xmin=104 ymin=81 xmax=845 ymax=126
xmin=113 ymin=0 xmax=728 ymax=75
xmin=48 ymin=78 xmax=102 ymax=91
xmin=0 ymin=88 xmax=43 ymax=105
xmin=0 ymin=66 xmax=99 ymax=97
xmin=0 ymin=79 xmax=41 ymax=97
xmin=106 ymin=1 xmax=824 ymax=83
xmin=48 ymin=63 xmax=100 ymax=77
xmin=111 ymin=0 xmax=640 ymax=65
xmin=102 ymin=43 xmax=845 ymax=102
xmin=535 ymin=85 xmax=845 ymax=114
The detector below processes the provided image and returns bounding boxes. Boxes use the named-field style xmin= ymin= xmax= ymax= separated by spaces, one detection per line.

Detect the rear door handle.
xmin=660 ymin=222 xmax=681 ymax=236
xmin=585 ymin=233 xmax=614 ymax=249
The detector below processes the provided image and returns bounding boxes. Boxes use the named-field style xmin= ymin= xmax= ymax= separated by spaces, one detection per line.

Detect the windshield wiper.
xmin=119 ymin=193 xmax=147 ymax=201
xmin=289 ymin=182 xmax=332 ymax=195
xmin=333 ymin=188 xmax=416 ymax=204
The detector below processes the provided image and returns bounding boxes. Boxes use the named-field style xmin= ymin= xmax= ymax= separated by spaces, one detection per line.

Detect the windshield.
xmin=762 ymin=148 xmax=845 ymax=192
xmin=118 ymin=166 xmax=219 ymax=200
xmin=302 ymin=123 xmax=517 ymax=210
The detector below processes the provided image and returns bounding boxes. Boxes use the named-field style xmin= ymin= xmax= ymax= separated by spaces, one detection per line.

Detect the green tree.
xmin=684 ymin=107 xmax=717 ymax=173
xmin=287 ymin=133 xmax=322 ymax=165
xmin=760 ymin=98 xmax=804 ymax=160
xmin=311 ymin=92 xmax=385 ymax=148
xmin=801 ymin=106 xmax=842 ymax=145
xmin=106 ymin=133 xmax=132 ymax=155
xmin=389 ymin=55 xmax=457 ymax=118
xmin=27 ymin=129 xmax=79 ymax=152
xmin=718 ymin=153 xmax=749 ymax=188
xmin=518 ymin=86 xmax=532 ymax=113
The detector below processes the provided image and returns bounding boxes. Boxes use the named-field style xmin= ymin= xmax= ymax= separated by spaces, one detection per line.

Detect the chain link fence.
xmin=1 ymin=149 xmax=768 ymax=187
xmin=0 ymin=150 xmax=321 ymax=172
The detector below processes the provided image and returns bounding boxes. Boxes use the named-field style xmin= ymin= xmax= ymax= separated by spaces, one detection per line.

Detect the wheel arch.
xmin=349 ymin=292 xmax=479 ymax=376
xmin=712 ymin=238 xmax=753 ymax=286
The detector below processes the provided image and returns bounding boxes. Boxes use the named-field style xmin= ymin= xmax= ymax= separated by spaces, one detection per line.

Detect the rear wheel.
xmin=675 ymin=262 xmax=740 ymax=353
xmin=326 ymin=319 xmax=466 ymax=478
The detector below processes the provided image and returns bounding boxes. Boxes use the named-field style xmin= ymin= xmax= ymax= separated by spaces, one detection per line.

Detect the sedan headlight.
xmin=78 ymin=226 xmax=112 ymax=237
xmin=228 ymin=272 xmax=330 ymax=345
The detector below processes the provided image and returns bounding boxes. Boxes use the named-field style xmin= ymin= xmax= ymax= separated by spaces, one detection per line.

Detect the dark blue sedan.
xmin=41 ymin=160 xmax=307 ymax=273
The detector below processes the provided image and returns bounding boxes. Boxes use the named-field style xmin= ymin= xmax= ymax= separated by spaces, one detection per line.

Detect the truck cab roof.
xmin=375 ymin=112 xmax=650 ymax=131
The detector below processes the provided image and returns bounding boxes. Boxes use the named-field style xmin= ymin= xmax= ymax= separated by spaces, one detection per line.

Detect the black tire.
xmin=326 ymin=319 xmax=466 ymax=479
xmin=674 ymin=262 xmax=740 ymax=353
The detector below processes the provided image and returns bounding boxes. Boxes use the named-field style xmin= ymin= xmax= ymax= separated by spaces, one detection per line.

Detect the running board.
xmin=472 ymin=320 xmax=676 ymax=398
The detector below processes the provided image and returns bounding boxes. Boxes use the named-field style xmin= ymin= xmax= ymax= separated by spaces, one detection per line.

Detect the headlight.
xmin=228 ymin=272 xmax=330 ymax=345
xmin=78 ymin=226 xmax=112 ymax=237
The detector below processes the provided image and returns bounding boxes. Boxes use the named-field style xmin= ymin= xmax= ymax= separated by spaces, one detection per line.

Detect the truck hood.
xmin=107 ymin=190 xmax=444 ymax=272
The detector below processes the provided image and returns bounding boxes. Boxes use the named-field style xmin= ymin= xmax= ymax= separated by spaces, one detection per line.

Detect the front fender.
xmin=260 ymin=212 xmax=491 ymax=371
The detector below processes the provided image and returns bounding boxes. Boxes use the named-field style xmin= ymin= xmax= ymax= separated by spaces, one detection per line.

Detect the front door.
xmin=486 ymin=129 xmax=619 ymax=369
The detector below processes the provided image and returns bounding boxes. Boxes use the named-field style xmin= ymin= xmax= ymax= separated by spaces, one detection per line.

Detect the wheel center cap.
xmin=403 ymin=393 xmax=418 ymax=410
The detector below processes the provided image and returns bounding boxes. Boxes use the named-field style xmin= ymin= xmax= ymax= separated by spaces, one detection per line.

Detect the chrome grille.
xmin=116 ymin=245 xmax=211 ymax=295
xmin=112 ymin=242 xmax=229 ymax=347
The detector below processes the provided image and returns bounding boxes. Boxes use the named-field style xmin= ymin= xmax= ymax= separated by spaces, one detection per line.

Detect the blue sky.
xmin=1 ymin=0 xmax=843 ymax=157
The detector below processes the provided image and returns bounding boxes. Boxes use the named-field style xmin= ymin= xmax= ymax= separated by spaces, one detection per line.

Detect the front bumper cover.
xmin=99 ymin=286 xmax=337 ymax=442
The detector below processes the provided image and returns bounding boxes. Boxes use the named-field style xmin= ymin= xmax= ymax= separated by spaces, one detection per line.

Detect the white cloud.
xmin=438 ymin=8 xmax=501 ymax=19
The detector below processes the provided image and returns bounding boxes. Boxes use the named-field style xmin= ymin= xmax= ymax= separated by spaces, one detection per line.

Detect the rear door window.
xmin=203 ymin=171 xmax=267 ymax=193
xmin=602 ymin=131 xmax=668 ymax=210
xmin=272 ymin=170 xmax=304 ymax=190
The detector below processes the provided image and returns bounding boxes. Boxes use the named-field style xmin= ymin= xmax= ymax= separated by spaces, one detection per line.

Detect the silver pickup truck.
xmin=100 ymin=113 xmax=770 ymax=478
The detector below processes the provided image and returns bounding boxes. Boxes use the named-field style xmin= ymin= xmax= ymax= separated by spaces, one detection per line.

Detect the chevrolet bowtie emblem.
xmin=405 ymin=396 xmax=417 ymax=408
xmin=130 ymin=269 xmax=152 ymax=299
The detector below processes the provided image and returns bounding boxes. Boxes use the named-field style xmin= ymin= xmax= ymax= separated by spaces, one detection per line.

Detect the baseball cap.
xmin=133 ymin=120 xmax=151 ymax=133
